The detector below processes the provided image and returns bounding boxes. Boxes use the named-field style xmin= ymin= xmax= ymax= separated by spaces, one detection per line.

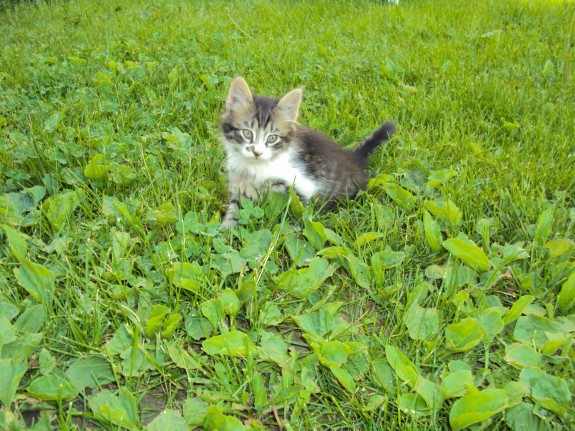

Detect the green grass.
xmin=1 ymin=0 xmax=574 ymax=429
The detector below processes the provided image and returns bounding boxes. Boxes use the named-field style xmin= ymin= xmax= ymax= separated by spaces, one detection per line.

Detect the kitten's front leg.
xmin=269 ymin=180 xmax=288 ymax=194
xmin=221 ymin=176 xmax=259 ymax=229
xmin=221 ymin=187 xmax=241 ymax=229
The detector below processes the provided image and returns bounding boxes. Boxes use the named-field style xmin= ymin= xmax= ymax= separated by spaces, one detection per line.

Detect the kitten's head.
xmin=220 ymin=77 xmax=302 ymax=161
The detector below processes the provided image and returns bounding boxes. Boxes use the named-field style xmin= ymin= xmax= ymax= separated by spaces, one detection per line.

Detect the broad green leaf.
xmin=0 ymin=317 xmax=17 ymax=346
xmin=211 ymin=251 xmax=247 ymax=278
xmin=504 ymin=381 xmax=529 ymax=407
xmin=0 ymin=358 xmax=27 ymax=405
xmin=259 ymin=303 xmax=283 ymax=326
xmin=276 ymin=257 xmax=336 ymax=299
xmin=541 ymin=332 xmax=568 ymax=355
xmin=496 ymin=242 xmax=529 ymax=265
xmin=382 ymin=182 xmax=416 ymax=209
xmin=503 ymin=295 xmax=534 ymax=325
xmin=519 ymin=368 xmax=571 ymax=416
xmin=146 ymin=202 xmax=177 ymax=226
xmin=166 ymin=262 xmax=204 ymax=293
xmin=161 ymin=312 xmax=182 ymax=338
xmin=385 ymin=345 xmax=418 ymax=386
xmin=477 ymin=307 xmax=504 ymax=341
xmin=371 ymin=246 xmax=406 ymax=287
xmin=505 ymin=403 xmax=546 ymax=431
xmin=443 ymin=237 xmax=489 ymax=272
xmin=355 ymin=232 xmax=384 ymax=247
xmin=372 ymin=358 xmax=396 ymax=394
xmin=449 ymin=388 xmax=509 ymax=431
xmin=505 ymin=343 xmax=541 ymax=369
xmin=252 ymin=370 xmax=267 ymax=412
xmin=292 ymin=302 xmax=348 ymax=339
xmin=166 ymin=342 xmax=200 ymax=370
xmin=44 ymin=111 xmax=62 ymax=132
xmin=545 ymin=239 xmax=574 ymax=257
xmin=185 ymin=314 xmax=213 ymax=341
xmin=1 ymin=332 xmax=43 ymax=363
xmin=405 ymin=304 xmax=440 ymax=341
xmin=475 ymin=218 xmax=496 ymax=248
xmin=314 ymin=340 xmax=350 ymax=369
xmin=0 ymin=301 xmax=19 ymax=321
xmin=513 ymin=315 xmax=564 ymax=348
xmin=110 ymin=164 xmax=137 ymax=185
xmin=423 ymin=211 xmax=442 ymax=252
xmin=102 ymin=196 xmax=138 ymax=228
xmin=258 ymin=331 xmax=289 ymax=367
xmin=14 ymin=304 xmax=47 ymax=333
xmin=372 ymin=246 xmax=405 ymax=269
xmin=344 ymin=253 xmax=371 ymax=289
xmin=105 ymin=324 xmax=133 ymax=355
xmin=288 ymin=186 xmax=304 ymax=218
xmin=176 ymin=211 xmax=219 ymax=236
xmin=368 ymin=173 xmax=395 ymax=189
xmin=146 ymin=410 xmax=187 ymax=431
xmin=397 ymin=393 xmax=430 ymax=417
xmin=121 ymin=346 xmax=150 ymax=377
xmin=240 ymin=229 xmax=272 ymax=261
xmin=203 ymin=406 xmax=247 ymax=431
xmin=415 ymin=376 xmax=443 ymax=410
xmin=533 ymin=208 xmax=554 ymax=244
xmin=144 ymin=304 xmax=170 ymax=337
xmin=202 ymin=330 xmax=255 ymax=357
xmin=183 ymin=397 xmax=209 ymax=427
xmin=0 ymin=186 xmax=46 ymax=226
xmin=365 ymin=394 xmax=386 ymax=412
xmin=39 ymin=349 xmax=56 ymax=376
xmin=426 ymin=168 xmax=456 ymax=189
xmin=219 ymin=289 xmax=241 ymax=317
xmin=284 ymin=234 xmax=314 ymax=267
xmin=557 ymin=272 xmax=575 ymax=314
xmin=42 ymin=190 xmax=80 ymax=232
xmin=84 ymin=154 xmax=110 ymax=180
xmin=88 ymin=388 xmax=140 ymax=430
xmin=65 ymin=356 xmax=114 ymax=391
xmin=441 ymin=369 xmax=474 ymax=399
xmin=424 ymin=199 xmax=462 ymax=225
xmin=445 ymin=318 xmax=484 ymax=352
xmin=303 ymin=220 xmax=328 ymax=250
xmin=331 ymin=367 xmax=356 ymax=393
xmin=2 ymin=224 xmax=28 ymax=260
xmin=27 ymin=374 xmax=78 ymax=401
xmin=201 ymin=299 xmax=225 ymax=329
xmin=14 ymin=259 xmax=55 ymax=304
xmin=237 ymin=277 xmax=256 ymax=303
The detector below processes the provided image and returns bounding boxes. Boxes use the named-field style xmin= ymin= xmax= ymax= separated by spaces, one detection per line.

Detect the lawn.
xmin=0 ymin=0 xmax=574 ymax=429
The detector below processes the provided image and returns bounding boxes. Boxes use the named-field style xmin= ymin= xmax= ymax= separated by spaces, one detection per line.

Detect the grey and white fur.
xmin=220 ymin=77 xmax=395 ymax=228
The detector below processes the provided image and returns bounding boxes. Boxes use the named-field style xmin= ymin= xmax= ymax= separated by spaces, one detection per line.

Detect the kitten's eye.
xmin=241 ymin=129 xmax=253 ymax=141
xmin=266 ymin=134 xmax=280 ymax=145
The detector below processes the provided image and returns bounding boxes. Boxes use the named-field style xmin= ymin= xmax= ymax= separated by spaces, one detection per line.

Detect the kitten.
xmin=219 ymin=77 xmax=395 ymax=228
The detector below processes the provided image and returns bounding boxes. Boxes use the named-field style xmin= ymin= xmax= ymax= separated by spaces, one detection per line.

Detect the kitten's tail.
xmin=354 ymin=122 xmax=396 ymax=160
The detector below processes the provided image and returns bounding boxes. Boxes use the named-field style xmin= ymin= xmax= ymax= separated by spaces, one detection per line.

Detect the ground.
xmin=0 ymin=0 xmax=574 ymax=430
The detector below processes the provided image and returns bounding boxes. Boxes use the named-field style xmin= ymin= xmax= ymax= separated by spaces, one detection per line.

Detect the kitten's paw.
xmin=239 ymin=184 xmax=259 ymax=200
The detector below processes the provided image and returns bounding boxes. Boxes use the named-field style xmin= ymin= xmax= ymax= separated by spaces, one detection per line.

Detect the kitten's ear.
xmin=275 ymin=88 xmax=303 ymax=123
xmin=226 ymin=77 xmax=253 ymax=112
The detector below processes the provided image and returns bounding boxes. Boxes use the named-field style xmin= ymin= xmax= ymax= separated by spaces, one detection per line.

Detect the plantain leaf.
xmin=423 ymin=211 xmax=442 ymax=252
xmin=449 ymin=388 xmax=509 ymax=431
xmin=557 ymin=272 xmax=575 ymax=314
xmin=443 ymin=237 xmax=489 ymax=272
xmin=445 ymin=318 xmax=484 ymax=352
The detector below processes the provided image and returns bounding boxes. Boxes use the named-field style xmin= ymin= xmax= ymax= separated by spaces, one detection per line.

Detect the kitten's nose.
xmin=252 ymin=149 xmax=262 ymax=158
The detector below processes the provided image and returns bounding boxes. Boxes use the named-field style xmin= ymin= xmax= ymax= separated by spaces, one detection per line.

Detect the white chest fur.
xmin=225 ymin=147 xmax=320 ymax=201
